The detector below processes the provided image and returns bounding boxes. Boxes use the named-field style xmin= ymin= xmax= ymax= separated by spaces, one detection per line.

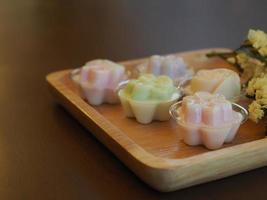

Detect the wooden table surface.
xmin=1 ymin=0 xmax=267 ymax=199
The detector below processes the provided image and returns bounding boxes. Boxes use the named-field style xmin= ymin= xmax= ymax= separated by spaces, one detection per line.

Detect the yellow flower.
xmin=259 ymin=47 xmax=267 ymax=57
xmin=236 ymin=53 xmax=249 ymax=67
xmin=255 ymin=85 xmax=267 ymax=100
xmin=258 ymin=98 xmax=267 ymax=105
xmin=248 ymin=101 xmax=264 ymax=123
xmin=236 ymin=53 xmax=265 ymax=77
xmin=253 ymin=76 xmax=267 ymax=90
xmin=248 ymin=29 xmax=267 ymax=50
xmin=227 ymin=57 xmax=236 ymax=64
xmin=254 ymin=64 xmax=266 ymax=77
xmin=247 ymin=74 xmax=267 ymax=97
xmin=246 ymin=77 xmax=257 ymax=96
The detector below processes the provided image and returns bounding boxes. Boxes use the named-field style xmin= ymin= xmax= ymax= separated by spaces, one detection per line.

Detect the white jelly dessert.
xmin=169 ymin=92 xmax=248 ymax=150
xmin=118 ymin=74 xmax=181 ymax=124
xmin=71 ymin=59 xmax=126 ymax=105
xmin=136 ymin=55 xmax=193 ymax=85
xmin=185 ymin=68 xmax=241 ymax=101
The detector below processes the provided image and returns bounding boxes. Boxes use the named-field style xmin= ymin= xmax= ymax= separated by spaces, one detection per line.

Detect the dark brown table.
xmin=1 ymin=0 xmax=267 ymax=199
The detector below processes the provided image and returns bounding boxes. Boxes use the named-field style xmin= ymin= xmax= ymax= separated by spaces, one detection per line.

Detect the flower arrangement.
xmin=207 ymin=29 xmax=267 ymax=124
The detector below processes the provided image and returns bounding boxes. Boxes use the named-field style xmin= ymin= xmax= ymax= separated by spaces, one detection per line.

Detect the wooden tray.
xmin=46 ymin=48 xmax=267 ymax=192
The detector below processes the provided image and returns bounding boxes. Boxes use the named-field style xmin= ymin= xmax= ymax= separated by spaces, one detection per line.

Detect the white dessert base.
xmin=178 ymin=112 xmax=243 ymax=150
xmin=119 ymin=91 xmax=181 ymax=124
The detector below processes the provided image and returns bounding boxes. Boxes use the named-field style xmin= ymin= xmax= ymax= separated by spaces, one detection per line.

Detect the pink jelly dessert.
xmin=169 ymin=92 xmax=248 ymax=150
xmin=71 ymin=59 xmax=126 ymax=105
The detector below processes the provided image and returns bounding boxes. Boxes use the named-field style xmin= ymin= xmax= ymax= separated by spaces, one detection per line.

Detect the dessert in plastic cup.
xmin=118 ymin=74 xmax=182 ymax=124
xmin=185 ymin=68 xmax=241 ymax=101
xmin=71 ymin=59 xmax=126 ymax=106
xmin=169 ymin=92 xmax=248 ymax=150
xmin=136 ymin=55 xmax=193 ymax=85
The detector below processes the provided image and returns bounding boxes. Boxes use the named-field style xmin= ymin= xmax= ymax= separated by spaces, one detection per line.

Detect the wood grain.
xmin=46 ymin=48 xmax=266 ymax=192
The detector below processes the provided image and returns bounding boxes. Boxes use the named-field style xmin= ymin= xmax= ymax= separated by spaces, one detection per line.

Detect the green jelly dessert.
xmin=119 ymin=74 xmax=180 ymax=124
xmin=122 ymin=74 xmax=177 ymax=101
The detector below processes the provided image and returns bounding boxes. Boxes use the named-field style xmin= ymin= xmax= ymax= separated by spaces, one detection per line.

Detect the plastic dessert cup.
xmin=169 ymin=92 xmax=248 ymax=150
xmin=185 ymin=68 xmax=241 ymax=101
xmin=70 ymin=59 xmax=126 ymax=106
xmin=118 ymin=74 xmax=182 ymax=124
xmin=136 ymin=55 xmax=193 ymax=85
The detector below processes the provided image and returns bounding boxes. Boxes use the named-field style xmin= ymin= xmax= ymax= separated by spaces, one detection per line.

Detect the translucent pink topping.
xmin=137 ymin=55 xmax=191 ymax=82
xmin=181 ymin=92 xmax=233 ymax=126
xmin=80 ymin=60 xmax=125 ymax=89
xmin=149 ymin=55 xmax=188 ymax=79
xmin=72 ymin=59 xmax=126 ymax=105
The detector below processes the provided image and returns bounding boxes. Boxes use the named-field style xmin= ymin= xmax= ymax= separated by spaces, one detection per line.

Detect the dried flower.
xmin=248 ymin=29 xmax=267 ymax=56
xmin=207 ymin=29 xmax=267 ymax=124
xmin=227 ymin=57 xmax=236 ymax=64
xmin=248 ymin=101 xmax=264 ymax=122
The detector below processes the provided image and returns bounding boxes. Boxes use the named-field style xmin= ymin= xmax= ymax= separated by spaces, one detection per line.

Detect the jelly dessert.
xmin=185 ymin=68 xmax=241 ymax=101
xmin=118 ymin=74 xmax=181 ymax=124
xmin=71 ymin=59 xmax=126 ymax=105
xmin=136 ymin=55 xmax=193 ymax=85
xmin=71 ymin=68 xmax=85 ymax=99
xmin=169 ymin=92 xmax=248 ymax=150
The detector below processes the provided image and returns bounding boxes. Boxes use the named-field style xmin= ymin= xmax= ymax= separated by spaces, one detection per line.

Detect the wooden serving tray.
xmin=46 ymin=48 xmax=267 ymax=192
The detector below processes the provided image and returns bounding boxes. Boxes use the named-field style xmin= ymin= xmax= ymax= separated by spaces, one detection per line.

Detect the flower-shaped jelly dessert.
xmin=71 ymin=59 xmax=126 ymax=105
xmin=185 ymin=68 xmax=241 ymax=101
xmin=118 ymin=74 xmax=181 ymax=124
xmin=136 ymin=55 xmax=193 ymax=85
xmin=169 ymin=92 xmax=248 ymax=150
